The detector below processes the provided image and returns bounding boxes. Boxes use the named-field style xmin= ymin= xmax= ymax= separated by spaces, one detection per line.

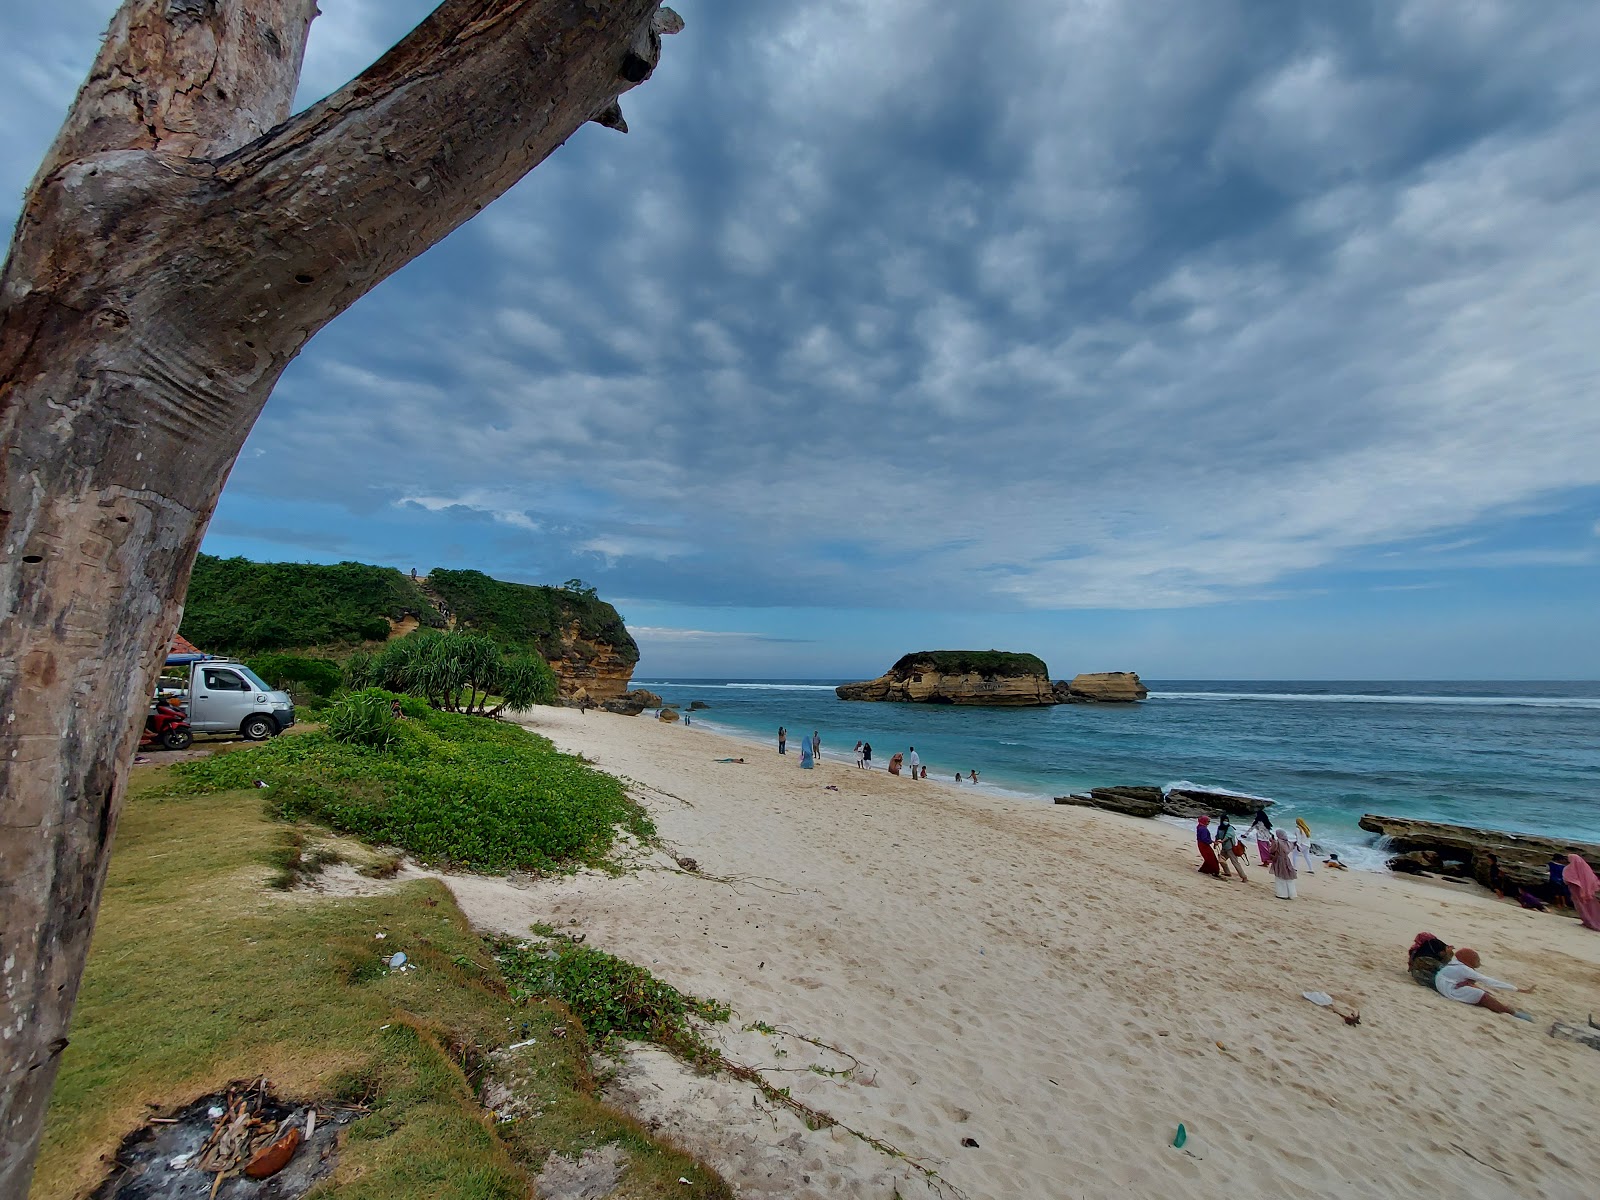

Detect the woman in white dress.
xmin=1270 ymin=828 xmax=1298 ymax=900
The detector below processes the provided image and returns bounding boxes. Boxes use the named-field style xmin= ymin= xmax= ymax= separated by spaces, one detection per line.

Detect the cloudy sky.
xmin=6 ymin=1 xmax=1599 ymax=678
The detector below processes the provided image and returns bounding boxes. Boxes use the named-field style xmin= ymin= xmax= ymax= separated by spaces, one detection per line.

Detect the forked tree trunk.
xmin=0 ymin=1 xmax=679 ymax=1189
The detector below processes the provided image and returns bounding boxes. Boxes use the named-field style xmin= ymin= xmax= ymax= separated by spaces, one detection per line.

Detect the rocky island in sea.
xmin=834 ymin=650 xmax=1147 ymax=706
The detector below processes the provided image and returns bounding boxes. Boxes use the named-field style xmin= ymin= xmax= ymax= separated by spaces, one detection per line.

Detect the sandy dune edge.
xmin=424 ymin=708 xmax=1600 ymax=1199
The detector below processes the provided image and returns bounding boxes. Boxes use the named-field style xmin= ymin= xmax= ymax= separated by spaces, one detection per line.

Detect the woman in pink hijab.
xmin=1565 ymin=854 xmax=1600 ymax=931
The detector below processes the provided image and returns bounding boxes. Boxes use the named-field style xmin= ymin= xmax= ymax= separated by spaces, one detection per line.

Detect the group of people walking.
xmin=1196 ymin=808 xmax=1317 ymax=899
xmin=777 ymin=728 xmax=976 ymax=783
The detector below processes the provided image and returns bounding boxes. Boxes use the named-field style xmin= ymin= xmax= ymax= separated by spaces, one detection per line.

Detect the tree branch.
xmin=35 ymin=1 xmax=318 ymax=172
xmin=199 ymin=0 xmax=681 ymax=336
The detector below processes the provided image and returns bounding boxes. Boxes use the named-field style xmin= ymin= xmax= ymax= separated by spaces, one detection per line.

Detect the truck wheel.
xmin=161 ymin=727 xmax=193 ymax=751
xmin=241 ymin=715 xmax=277 ymax=741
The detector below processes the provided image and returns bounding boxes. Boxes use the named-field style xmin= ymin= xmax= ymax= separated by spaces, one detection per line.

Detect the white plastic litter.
xmin=389 ymin=952 xmax=407 ymax=969
xmin=1302 ymin=991 xmax=1334 ymax=1007
xmin=168 ymin=1153 xmax=193 ymax=1170
xmin=207 ymin=1105 xmax=225 ymax=1119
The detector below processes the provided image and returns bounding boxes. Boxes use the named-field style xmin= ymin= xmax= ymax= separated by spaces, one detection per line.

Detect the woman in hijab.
xmin=1565 ymin=854 xmax=1600 ymax=931
xmin=1270 ymin=828 xmax=1298 ymax=899
xmin=1195 ymin=816 xmax=1222 ymax=876
xmin=1249 ymin=808 xmax=1274 ymax=866
xmin=799 ymin=737 xmax=814 ymax=769
xmin=1216 ymin=816 xmax=1248 ymax=882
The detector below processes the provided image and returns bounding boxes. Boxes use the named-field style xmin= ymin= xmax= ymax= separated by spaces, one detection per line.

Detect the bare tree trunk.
xmin=0 ymin=1 xmax=679 ymax=1189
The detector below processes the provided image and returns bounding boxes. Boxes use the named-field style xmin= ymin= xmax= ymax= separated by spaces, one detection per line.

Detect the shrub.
xmin=247 ymin=653 xmax=344 ymax=697
xmin=176 ymin=704 xmax=652 ymax=872
xmin=350 ymin=630 xmax=557 ymax=715
xmin=323 ymin=689 xmax=401 ymax=749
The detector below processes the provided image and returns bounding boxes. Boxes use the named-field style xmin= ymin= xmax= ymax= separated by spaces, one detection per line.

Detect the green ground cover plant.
xmin=34 ymin=768 xmax=727 ymax=1200
xmin=176 ymin=695 xmax=653 ymax=872
xmin=496 ymin=937 xmax=730 ymax=1066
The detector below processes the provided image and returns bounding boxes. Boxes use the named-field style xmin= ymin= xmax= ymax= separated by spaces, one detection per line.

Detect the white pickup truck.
xmin=174 ymin=660 xmax=297 ymax=740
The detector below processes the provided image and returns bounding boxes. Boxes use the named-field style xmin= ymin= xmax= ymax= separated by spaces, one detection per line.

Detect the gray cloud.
xmin=7 ymin=0 xmax=1600 ymax=612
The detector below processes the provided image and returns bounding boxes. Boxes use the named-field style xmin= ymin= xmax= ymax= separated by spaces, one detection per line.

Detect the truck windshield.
xmin=237 ymin=666 xmax=274 ymax=692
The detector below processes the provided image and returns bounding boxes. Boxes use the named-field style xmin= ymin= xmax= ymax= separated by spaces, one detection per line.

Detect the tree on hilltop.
xmin=0 ymin=1 xmax=682 ymax=1187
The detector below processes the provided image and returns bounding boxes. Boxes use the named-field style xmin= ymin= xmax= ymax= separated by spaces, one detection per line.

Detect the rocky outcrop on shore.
xmin=1359 ymin=814 xmax=1600 ymax=892
xmin=1054 ymin=785 xmax=1271 ymax=821
xmin=1053 ymin=672 xmax=1149 ymax=704
xmin=836 ymin=651 xmax=1058 ymax=706
xmin=837 ymin=652 xmax=1146 ymax=708
xmin=593 ymin=688 xmax=663 ymax=716
xmin=549 ymin=619 xmax=635 ymax=702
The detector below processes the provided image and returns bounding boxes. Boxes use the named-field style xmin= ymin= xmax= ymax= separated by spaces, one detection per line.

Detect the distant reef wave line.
xmin=631 ymin=681 xmax=841 ymax=692
xmin=1153 ymin=691 xmax=1600 ymax=709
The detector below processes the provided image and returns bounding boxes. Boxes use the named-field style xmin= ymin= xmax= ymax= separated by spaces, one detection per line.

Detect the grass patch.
xmin=495 ymin=937 xmax=730 ymax=1067
xmin=35 ymin=768 xmax=726 ymax=1200
xmin=172 ymin=700 xmax=653 ymax=873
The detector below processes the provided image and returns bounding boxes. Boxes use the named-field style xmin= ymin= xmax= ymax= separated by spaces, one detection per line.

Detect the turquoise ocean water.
xmin=634 ymin=679 xmax=1600 ymax=868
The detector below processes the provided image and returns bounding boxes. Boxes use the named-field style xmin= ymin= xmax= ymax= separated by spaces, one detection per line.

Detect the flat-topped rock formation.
xmin=1359 ymin=814 xmax=1600 ymax=891
xmin=1054 ymin=785 xmax=1271 ymax=820
xmin=837 ymin=651 xmax=1058 ymax=706
xmin=1054 ymin=672 xmax=1149 ymax=703
xmin=837 ymin=652 xmax=1145 ymax=708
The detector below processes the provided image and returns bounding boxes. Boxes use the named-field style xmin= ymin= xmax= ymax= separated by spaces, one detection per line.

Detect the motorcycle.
xmin=141 ymin=696 xmax=193 ymax=751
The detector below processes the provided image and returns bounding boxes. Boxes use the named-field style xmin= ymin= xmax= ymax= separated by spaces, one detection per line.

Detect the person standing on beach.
xmin=1565 ymin=854 xmax=1600 ymax=930
xmin=969 ymin=770 xmax=979 ymax=784
xmin=854 ymin=741 xmax=865 ymax=768
xmin=1270 ymin=829 xmax=1298 ymax=899
xmin=888 ymin=752 xmax=902 ymax=776
xmin=1547 ymin=856 xmax=1570 ymax=908
xmin=1249 ymin=808 xmax=1274 ymax=866
xmin=1217 ymin=816 xmax=1248 ymax=882
xmin=1196 ymin=816 xmax=1222 ymax=877
xmin=799 ymin=737 xmax=814 ymax=769
xmin=907 ymin=747 xmax=921 ymax=778
xmin=862 ymin=741 xmax=873 ymax=768
xmin=812 ymin=730 xmax=821 ymax=763
xmin=1291 ymin=818 xmax=1316 ymax=874
xmin=778 ymin=726 xmax=787 ymax=755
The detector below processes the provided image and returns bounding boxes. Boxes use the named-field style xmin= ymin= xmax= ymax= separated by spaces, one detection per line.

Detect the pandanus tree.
xmin=0 ymin=1 xmax=681 ymax=1188
xmin=348 ymin=629 xmax=558 ymax=714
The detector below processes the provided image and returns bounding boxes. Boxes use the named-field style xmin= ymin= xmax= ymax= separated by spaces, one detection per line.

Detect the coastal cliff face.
xmin=1055 ymin=672 xmax=1149 ymax=703
xmin=836 ymin=651 xmax=1057 ymax=706
xmin=550 ymin=620 xmax=634 ymax=701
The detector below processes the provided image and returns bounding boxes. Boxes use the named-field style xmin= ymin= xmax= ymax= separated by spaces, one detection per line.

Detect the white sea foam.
xmin=1150 ymin=691 xmax=1600 ymax=709
xmin=631 ymin=681 xmax=839 ymax=692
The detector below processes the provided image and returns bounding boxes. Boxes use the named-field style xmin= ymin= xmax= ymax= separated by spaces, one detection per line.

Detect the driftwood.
xmin=1549 ymin=1021 xmax=1600 ymax=1053
xmin=0 ymin=2 xmax=681 ymax=1190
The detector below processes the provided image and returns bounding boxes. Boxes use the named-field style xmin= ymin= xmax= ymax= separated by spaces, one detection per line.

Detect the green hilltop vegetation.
xmin=427 ymin=569 xmax=639 ymax=667
xmin=891 ymin=649 xmax=1050 ymax=677
xmin=179 ymin=555 xmax=638 ymax=666
xmin=180 ymin=555 xmax=441 ymax=652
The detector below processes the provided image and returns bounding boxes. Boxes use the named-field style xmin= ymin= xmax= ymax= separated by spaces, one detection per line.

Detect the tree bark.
xmin=0 ymin=2 xmax=679 ymax=1191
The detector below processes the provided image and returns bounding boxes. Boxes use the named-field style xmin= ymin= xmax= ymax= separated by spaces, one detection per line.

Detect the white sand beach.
xmin=433 ymin=707 xmax=1600 ymax=1199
